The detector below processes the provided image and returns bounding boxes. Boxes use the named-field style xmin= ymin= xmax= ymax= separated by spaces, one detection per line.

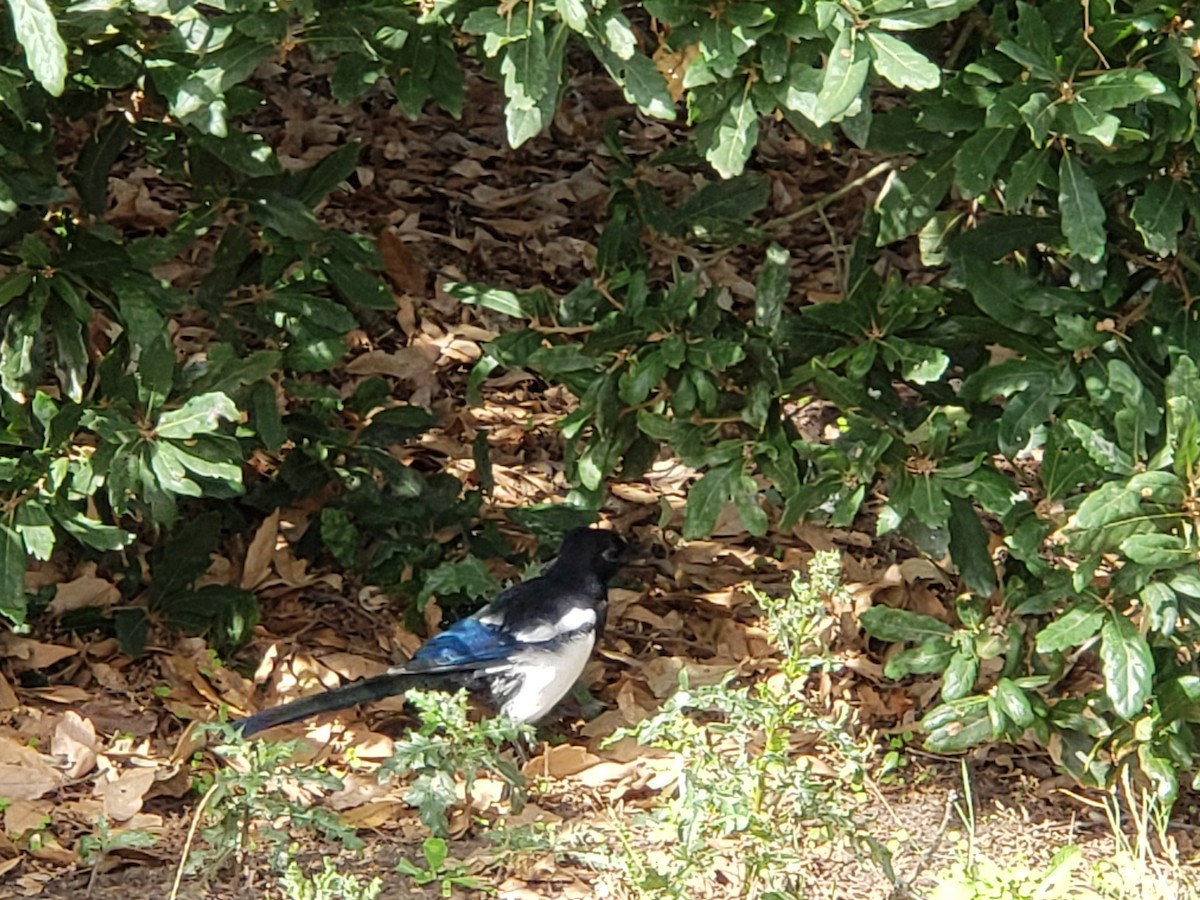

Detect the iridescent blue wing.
xmin=405 ymin=618 xmax=518 ymax=671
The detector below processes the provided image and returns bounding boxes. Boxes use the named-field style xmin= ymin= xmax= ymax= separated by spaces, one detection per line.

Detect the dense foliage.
xmin=2 ymin=0 xmax=1199 ymax=801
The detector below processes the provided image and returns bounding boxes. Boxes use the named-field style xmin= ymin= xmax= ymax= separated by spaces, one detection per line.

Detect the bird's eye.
xmin=602 ymin=546 xmax=620 ymax=561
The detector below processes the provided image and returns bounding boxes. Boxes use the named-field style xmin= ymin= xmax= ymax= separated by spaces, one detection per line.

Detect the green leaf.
xmin=1119 ymin=533 xmax=1191 ymax=566
xmin=675 ymin=173 xmax=770 ymax=226
xmin=292 ymin=142 xmax=362 ymax=208
xmin=0 ymin=522 xmax=27 ymax=626
xmin=149 ymin=443 xmax=202 ymax=497
xmin=417 ymin=557 xmax=500 ymax=607
xmin=161 ymin=584 xmax=259 ymax=652
xmin=166 ymin=440 xmax=243 ymax=488
xmin=867 ymin=32 xmax=939 ymax=91
xmin=155 ymin=392 xmax=239 ymax=440
xmin=1131 ymin=178 xmax=1187 ymax=257
xmin=0 ymin=271 xmax=34 ymax=309
xmin=615 ymin=52 xmax=675 ymax=119
xmin=1000 ymin=367 xmax=1075 ymax=457
xmin=118 ymin=291 xmax=174 ymax=406
xmin=876 ymin=147 xmax=955 ymax=243
xmin=876 ymin=0 xmax=981 ymax=31
xmin=148 ymin=513 xmax=222 ymax=611
xmin=754 ymin=243 xmax=789 ymax=331
xmin=1166 ymin=354 xmax=1200 ymax=462
xmin=683 ymin=464 xmax=736 ymax=539
xmin=1076 ymin=70 xmax=1169 ymax=111
xmin=500 ymin=20 xmax=552 ymax=147
xmin=924 ymin=706 xmax=992 ymax=752
xmin=879 ymin=336 xmax=948 ymax=385
xmin=1036 ymin=601 xmax=1104 ymax=653
xmin=947 ymin=496 xmax=996 ymax=596
xmin=196 ymin=130 xmax=282 ymax=179
xmin=1058 ymin=154 xmax=1106 ymax=263
xmin=942 ymin=648 xmax=978 ymax=701
xmin=1005 ymin=147 xmax=1051 ymax=211
xmin=859 ymin=606 xmax=953 ymax=642
xmin=359 ymin=406 xmax=437 ymax=446
xmin=321 ymin=508 xmax=360 ymax=569
xmin=15 ymin=507 xmax=53 ymax=562
xmin=953 ymin=127 xmax=1015 ymax=199
xmin=1065 ymin=420 xmax=1133 ymax=475
xmin=47 ymin=300 xmax=87 ymax=404
xmin=1 ymin=289 xmax=47 ymax=402
xmin=55 ymin=508 xmax=133 ymax=552
xmin=1100 ymin=614 xmax=1154 ymax=719
xmin=732 ymin=471 xmax=768 ymax=536
xmin=705 ymin=89 xmax=759 ymax=179
xmin=73 ymin=119 xmax=132 ymax=215
xmin=883 ymin=638 xmax=954 ymax=678
xmin=556 ymin=0 xmax=587 ymax=31
xmin=10 ymin=0 xmax=67 ymax=96
xmin=251 ymin=193 xmax=324 ymax=241
xmin=814 ymin=27 xmax=869 ymax=126
xmin=994 ymin=677 xmax=1034 ymax=728
xmin=449 ymin=282 xmax=532 ymax=317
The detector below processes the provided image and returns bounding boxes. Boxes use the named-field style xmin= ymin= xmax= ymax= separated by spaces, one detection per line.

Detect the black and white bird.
xmin=234 ymin=527 xmax=633 ymax=736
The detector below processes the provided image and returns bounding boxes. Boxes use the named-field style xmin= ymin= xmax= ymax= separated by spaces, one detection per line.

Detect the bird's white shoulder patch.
xmin=512 ymin=606 xmax=596 ymax=643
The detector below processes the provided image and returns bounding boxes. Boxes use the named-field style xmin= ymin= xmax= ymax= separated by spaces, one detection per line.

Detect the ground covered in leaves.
xmin=4 ymin=52 xmax=1199 ymax=900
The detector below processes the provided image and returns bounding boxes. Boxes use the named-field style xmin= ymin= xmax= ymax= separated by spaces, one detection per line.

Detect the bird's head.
xmin=557 ymin=527 xmax=636 ymax=582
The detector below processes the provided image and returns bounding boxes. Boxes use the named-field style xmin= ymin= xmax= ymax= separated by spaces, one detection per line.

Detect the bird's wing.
xmin=404 ymin=617 xmax=519 ymax=671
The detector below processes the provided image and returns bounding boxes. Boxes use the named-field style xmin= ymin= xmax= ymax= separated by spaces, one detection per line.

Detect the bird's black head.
xmin=556 ymin=527 xmax=632 ymax=582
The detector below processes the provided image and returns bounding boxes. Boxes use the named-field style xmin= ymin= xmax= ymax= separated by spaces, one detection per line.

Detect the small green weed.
xmin=604 ymin=550 xmax=893 ymax=898
xmin=381 ymin=689 xmax=532 ymax=837
xmin=279 ymin=857 xmax=383 ymax=900
xmin=930 ymin=763 xmax=1200 ymax=900
xmin=78 ymin=814 xmax=157 ymax=896
xmin=189 ymin=722 xmax=362 ymax=876
xmin=396 ymin=837 xmax=488 ymax=896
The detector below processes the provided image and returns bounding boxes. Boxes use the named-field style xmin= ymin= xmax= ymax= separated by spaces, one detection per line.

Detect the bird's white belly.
xmin=495 ymin=634 xmax=595 ymax=723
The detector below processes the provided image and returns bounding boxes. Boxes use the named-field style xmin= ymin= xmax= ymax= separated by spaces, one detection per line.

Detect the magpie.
xmin=234 ymin=527 xmax=632 ymax=736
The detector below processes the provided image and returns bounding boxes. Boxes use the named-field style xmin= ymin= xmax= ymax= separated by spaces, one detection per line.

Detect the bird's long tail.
xmin=233 ymin=669 xmax=454 ymax=736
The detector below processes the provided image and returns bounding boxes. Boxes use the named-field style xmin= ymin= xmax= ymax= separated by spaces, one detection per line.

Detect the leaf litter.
xmin=5 ymin=49 xmax=1195 ymax=900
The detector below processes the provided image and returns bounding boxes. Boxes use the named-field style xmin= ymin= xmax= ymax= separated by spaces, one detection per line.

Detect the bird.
xmin=233 ymin=526 xmax=633 ymax=736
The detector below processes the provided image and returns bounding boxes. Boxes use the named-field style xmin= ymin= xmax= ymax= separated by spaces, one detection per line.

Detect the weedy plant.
xmin=78 ymin=814 xmax=157 ymax=896
xmin=188 ymin=723 xmax=362 ymax=877
xmin=381 ymin=689 xmax=533 ymax=837
xmin=279 ymin=857 xmax=383 ymax=900
xmin=930 ymin=763 xmax=1199 ymax=900
xmin=395 ymin=836 xmax=487 ymax=896
xmin=603 ymin=550 xmax=893 ymax=899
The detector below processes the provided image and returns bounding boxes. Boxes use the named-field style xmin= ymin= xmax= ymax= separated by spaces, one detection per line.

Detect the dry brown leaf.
xmin=0 ymin=670 xmax=17 ymax=711
xmin=642 ymin=657 xmax=736 ymax=699
xmin=98 ymin=766 xmax=157 ymax=822
xmin=328 ymin=772 xmax=392 ymax=811
xmin=242 ymin=508 xmax=281 ymax=590
xmin=573 ymin=760 xmax=637 ymax=788
xmin=0 ymin=634 xmax=79 ymax=670
xmin=26 ymin=832 xmax=78 ymax=866
xmin=4 ymin=801 xmax=52 ymax=840
xmin=653 ymin=43 xmax=699 ymax=102
xmin=0 ymin=761 xmax=60 ymax=801
xmin=51 ymin=711 xmax=98 ymax=779
xmin=339 ymin=800 xmax=412 ymax=829
xmin=522 ymin=744 xmax=602 ymax=779
xmin=48 ymin=568 xmax=121 ymax=616
xmin=26 ymin=685 xmax=91 ymax=704
xmin=378 ymin=228 xmax=428 ymax=296
xmin=345 ymin=348 xmax=435 ymax=381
